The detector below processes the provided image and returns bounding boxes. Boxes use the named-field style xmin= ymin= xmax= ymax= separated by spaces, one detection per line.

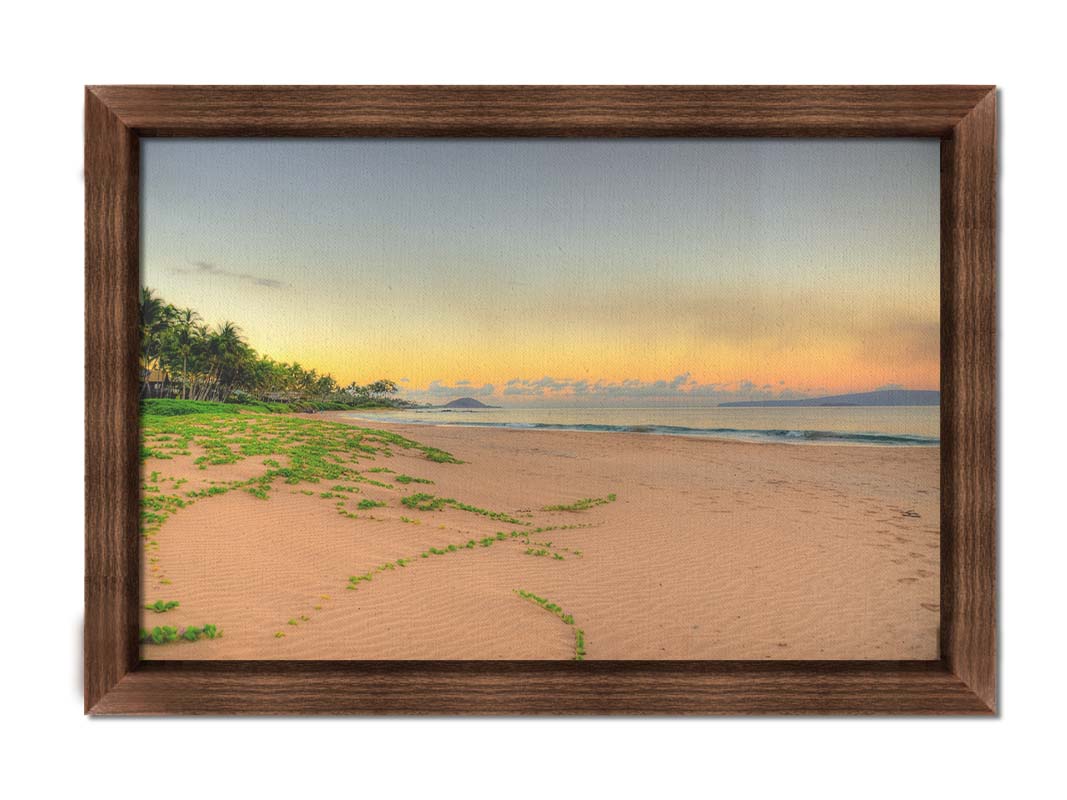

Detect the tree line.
xmin=140 ymin=288 xmax=402 ymax=405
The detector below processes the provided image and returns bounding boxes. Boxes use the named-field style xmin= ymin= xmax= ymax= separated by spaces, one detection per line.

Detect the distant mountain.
xmin=718 ymin=389 xmax=940 ymax=408
xmin=439 ymin=397 xmax=499 ymax=409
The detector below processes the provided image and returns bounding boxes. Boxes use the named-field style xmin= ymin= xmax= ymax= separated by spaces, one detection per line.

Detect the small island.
xmin=437 ymin=397 xmax=500 ymax=409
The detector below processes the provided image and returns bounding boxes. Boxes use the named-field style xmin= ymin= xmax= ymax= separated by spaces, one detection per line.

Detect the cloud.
xmin=399 ymin=370 xmax=925 ymax=407
xmin=492 ymin=373 xmax=810 ymax=405
xmin=416 ymin=380 xmax=496 ymax=399
xmin=171 ymin=260 xmax=289 ymax=289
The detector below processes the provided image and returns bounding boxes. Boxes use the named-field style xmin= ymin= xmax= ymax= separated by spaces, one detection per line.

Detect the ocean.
xmin=341 ymin=405 xmax=940 ymax=446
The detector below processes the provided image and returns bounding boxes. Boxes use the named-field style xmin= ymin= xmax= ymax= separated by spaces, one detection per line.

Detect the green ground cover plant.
xmin=400 ymin=493 xmax=527 ymax=525
xmin=140 ymin=623 xmax=221 ymax=645
xmin=541 ymin=493 xmax=617 ymax=512
xmin=284 ymin=516 xmax=606 ymax=643
xmin=140 ymin=400 xmax=470 ymax=640
xmin=142 ymin=400 xmax=616 ymax=654
xmin=145 ymin=600 xmax=180 ymax=613
xmin=395 ymin=474 xmax=434 ymax=485
xmin=140 ymin=403 xmax=462 ymax=538
xmin=514 ymin=590 xmax=586 ymax=660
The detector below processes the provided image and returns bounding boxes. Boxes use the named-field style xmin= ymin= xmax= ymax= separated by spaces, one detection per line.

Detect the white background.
xmin=2 ymin=1 xmax=1063 ymax=797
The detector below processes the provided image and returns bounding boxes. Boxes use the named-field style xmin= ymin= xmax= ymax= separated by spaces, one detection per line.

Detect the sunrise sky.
xmin=141 ymin=138 xmax=939 ymax=406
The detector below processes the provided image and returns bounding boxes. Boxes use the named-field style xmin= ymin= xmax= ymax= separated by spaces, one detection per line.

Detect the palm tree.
xmin=314 ymin=374 xmax=338 ymax=399
xmin=139 ymin=288 xmax=174 ymax=396
xmin=209 ymin=321 xmax=246 ymax=401
xmin=170 ymin=308 xmax=201 ymax=399
xmin=368 ymin=379 xmax=399 ymax=399
xmin=138 ymin=288 xmax=409 ymax=409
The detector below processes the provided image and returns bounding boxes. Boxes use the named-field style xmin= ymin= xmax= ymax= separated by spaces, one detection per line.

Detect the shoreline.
xmin=327 ymin=409 xmax=941 ymax=448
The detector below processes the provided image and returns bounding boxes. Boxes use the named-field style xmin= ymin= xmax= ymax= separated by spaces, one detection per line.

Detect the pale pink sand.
xmin=142 ymin=415 xmax=939 ymax=660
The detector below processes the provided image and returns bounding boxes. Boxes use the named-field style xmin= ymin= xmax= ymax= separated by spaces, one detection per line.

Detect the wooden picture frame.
xmin=85 ymin=85 xmax=996 ymax=715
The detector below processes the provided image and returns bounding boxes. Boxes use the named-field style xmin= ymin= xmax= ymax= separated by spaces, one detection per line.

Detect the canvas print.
xmin=138 ymin=139 xmax=939 ymax=660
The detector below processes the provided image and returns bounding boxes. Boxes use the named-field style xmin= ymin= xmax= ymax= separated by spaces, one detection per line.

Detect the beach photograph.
xmin=138 ymin=138 xmax=940 ymax=660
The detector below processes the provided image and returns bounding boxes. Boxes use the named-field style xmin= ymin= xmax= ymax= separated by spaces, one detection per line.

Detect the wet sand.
xmin=142 ymin=414 xmax=940 ymax=660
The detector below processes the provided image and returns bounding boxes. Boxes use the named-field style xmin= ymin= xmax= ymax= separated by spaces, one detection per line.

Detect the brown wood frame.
xmin=85 ymin=86 xmax=996 ymax=715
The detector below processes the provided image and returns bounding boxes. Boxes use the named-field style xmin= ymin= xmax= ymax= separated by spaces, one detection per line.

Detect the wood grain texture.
xmin=84 ymin=86 xmax=997 ymax=715
xmin=88 ymin=85 xmax=992 ymax=138
xmin=91 ymin=661 xmax=990 ymax=715
xmin=940 ymin=89 xmax=997 ymax=711
xmin=84 ymin=88 xmax=141 ymax=712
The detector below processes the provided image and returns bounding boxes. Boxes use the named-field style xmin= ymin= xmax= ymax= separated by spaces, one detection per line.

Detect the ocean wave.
xmin=341 ymin=415 xmax=939 ymax=446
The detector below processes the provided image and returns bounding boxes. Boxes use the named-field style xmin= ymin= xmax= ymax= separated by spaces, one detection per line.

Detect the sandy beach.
xmin=141 ymin=412 xmax=939 ymax=660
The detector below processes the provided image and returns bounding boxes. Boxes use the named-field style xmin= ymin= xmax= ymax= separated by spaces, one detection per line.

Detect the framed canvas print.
xmin=85 ymin=85 xmax=996 ymax=714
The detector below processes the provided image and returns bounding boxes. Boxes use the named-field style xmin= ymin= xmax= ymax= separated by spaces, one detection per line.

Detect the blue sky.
xmin=142 ymin=138 xmax=939 ymax=405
